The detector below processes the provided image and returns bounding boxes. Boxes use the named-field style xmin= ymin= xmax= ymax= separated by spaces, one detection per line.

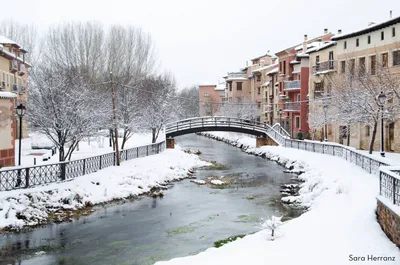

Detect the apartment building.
xmin=275 ymin=31 xmax=334 ymax=137
xmin=0 ymin=36 xmax=30 ymax=138
xmin=224 ymin=71 xmax=251 ymax=103
xmin=265 ymin=66 xmax=279 ymax=125
xmin=199 ymin=83 xmax=225 ymax=116
xmin=330 ymin=15 xmax=400 ymax=152
xmin=0 ymin=36 xmax=31 ymax=167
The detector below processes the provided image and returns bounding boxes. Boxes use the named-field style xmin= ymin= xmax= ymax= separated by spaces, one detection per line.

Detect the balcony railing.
xmin=283 ymin=102 xmax=300 ymax=111
xmin=312 ymin=60 xmax=335 ymax=74
xmin=10 ymin=59 xmax=18 ymax=73
xmin=19 ymin=63 xmax=26 ymax=76
xmin=283 ymin=80 xmax=300 ymax=90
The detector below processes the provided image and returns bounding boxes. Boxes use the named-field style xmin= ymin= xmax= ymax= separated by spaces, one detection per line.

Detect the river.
xmin=0 ymin=134 xmax=301 ymax=265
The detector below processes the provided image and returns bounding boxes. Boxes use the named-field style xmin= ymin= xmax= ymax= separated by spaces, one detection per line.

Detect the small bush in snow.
xmin=259 ymin=215 xmax=283 ymax=240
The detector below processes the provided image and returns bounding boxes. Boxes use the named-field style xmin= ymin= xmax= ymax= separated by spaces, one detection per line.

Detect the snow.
xmin=305 ymin=41 xmax=336 ymax=54
xmin=0 ymin=145 xmax=210 ymax=229
xmin=191 ymin=179 xmax=206 ymax=185
xmin=262 ymin=81 xmax=270 ymax=86
xmin=210 ymin=179 xmax=224 ymax=185
xmin=226 ymin=77 xmax=247 ymax=81
xmin=266 ymin=67 xmax=278 ymax=75
xmin=155 ymin=131 xmax=400 ymax=265
xmin=0 ymin=36 xmax=19 ymax=46
xmin=214 ymin=83 xmax=225 ymax=91
xmin=0 ymin=91 xmax=17 ymax=98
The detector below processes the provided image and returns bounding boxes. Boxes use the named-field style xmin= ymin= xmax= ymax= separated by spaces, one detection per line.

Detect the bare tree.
xmin=28 ymin=67 xmax=106 ymax=161
xmin=217 ymin=97 xmax=258 ymax=120
xmin=177 ymin=86 xmax=200 ymax=119
xmin=329 ymin=60 xmax=400 ymax=154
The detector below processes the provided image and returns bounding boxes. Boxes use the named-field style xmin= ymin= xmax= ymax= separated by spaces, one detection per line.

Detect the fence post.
xmin=322 ymin=144 xmax=325 ymax=154
xmin=379 ymin=171 xmax=382 ymax=195
xmin=99 ymin=156 xmax=102 ymax=170
xmin=393 ymin=177 xmax=396 ymax=205
xmin=60 ymin=163 xmax=66 ymax=181
xmin=333 ymin=146 xmax=335 ymax=156
xmin=137 ymin=147 xmax=139 ymax=158
xmin=25 ymin=168 xmax=29 ymax=188
xmin=369 ymin=159 xmax=372 ymax=174
xmin=147 ymin=146 xmax=149 ymax=156
xmin=313 ymin=143 xmax=315 ymax=152
xmin=83 ymin=159 xmax=86 ymax=175
xmin=113 ymin=152 xmax=116 ymax=166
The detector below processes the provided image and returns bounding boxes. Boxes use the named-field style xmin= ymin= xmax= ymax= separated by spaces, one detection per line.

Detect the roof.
xmin=0 ymin=91 xmax=17 ymax=99
xmin=306 ymin=41 xmax=336 ymax=54
xmin=290 ymin=60 xmax=300 ymax=64
xmin=275 ymin=33 xmax=333 ymax=56
xmin=215 ymin=83 xmax=225 ymax=91
xmin=251 ymin=53 xmax=272 ymax=61
xmin=226 ymin=77 xmax=247 ymax=81
xmin=266 ymin=67 xmax=279 ymax=75
xmin=296 ymin=53 xmax=309 ymax=58
xmin=331 ymin=15 xmax=400 ymax=41
xmin=0 ymin=36 xmax=21 ymax=48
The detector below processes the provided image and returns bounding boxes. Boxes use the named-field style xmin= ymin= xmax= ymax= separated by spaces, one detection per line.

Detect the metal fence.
xmin=0 ymin=141 xmax=165 ymax=191
xmin=267 ymin=124 xmax=400 ymax=207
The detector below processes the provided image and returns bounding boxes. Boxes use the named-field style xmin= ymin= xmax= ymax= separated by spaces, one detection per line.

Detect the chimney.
xmin=390 ymin=10 xmax=392 ymax=18
xmin=338 ymin=29 xmax=342 ymax=35
xmin=324 ymin=28 xmax=328 ymax=34
xmin=303 ymin=34 xmax=308 ymax=52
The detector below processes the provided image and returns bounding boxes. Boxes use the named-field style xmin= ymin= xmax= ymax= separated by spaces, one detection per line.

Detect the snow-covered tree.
xmin=177 ymin=86 xmax=200 ymax=119
xmin=28 ymin=67 xmax=106 ymax=161
xmin=329 ymin=61 xmax=400 ymax=154
xmin=259 ymin=215 xmax=283 ymax=240
xmin=138 ymin=73 xmax=179 ymax=143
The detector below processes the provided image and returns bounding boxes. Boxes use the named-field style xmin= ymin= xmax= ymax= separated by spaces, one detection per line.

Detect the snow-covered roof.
xmin=290 ymin=60 xmax=300 ymax=64
xmin=266 ymin=67 xmax=279 ymax=75
xmin=0 ymin=91 xmax=17 ymax=99
xmin=332 ymin=15 xmax=400 ymax=41
xmin=215 ymin=83 xmax=225 ymax=91
xmin=0 ymin=44 xmax=3 ymax=50
xmin=262 ymin=81 xmax=270 ymax=86
xmin=226 ymin=77 xmax=247 ymax=81
xmin=251 ymin=53 xmax=272 ymax=61
xmin=294 ymin=42 xmax=323 ymax=51
xmin=0 ymin=47 xmax=32 ymax=67
xmin=306 ymin=41 xmax=336 ymax=54
xmin=296 ymin=53 xmax=309 ymax=58
xmin=251 ymin=65 xmax=274 ymax=73
xmin=0 ymin=36 xmax=19 ymax=47
xmin=292 ymin=70 xmax=301 ymax=74
xmin=314 ymin=69 xmax=335 ymax=75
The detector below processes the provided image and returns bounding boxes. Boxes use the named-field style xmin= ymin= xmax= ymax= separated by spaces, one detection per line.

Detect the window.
xmin=359 ymin=57 xmax=366 ymax=75
xmin=236 ymin=82 xmax=242 ymax=91
xmin=344 ymin=41 xmax=347 ymax=49
xmin=368 ymin=35 xmax=371 ymax=44
xmin=316 ymin=55 xmax=320 ymax=71
xmin=370 ymin=55 xmax=376 ymax=75
xmin=295 ymin=116 xmax=300 ymax=128
xmin=220 ymin=92 xmax=225 ymax=97
xmin=393 ymin=27 xmax=396 ymax=37
xmin=365 ymin=126 xmax=370 ymax=137
xmin=393 ymin=50 xmax=400 ymax=66
xmin=381 ymin=53 xmax=388 ymax=67
xmin=328 ymin=51 xmax=334 ymax=69
xmin=279 ymin=62 xmax=282 ymax=72
xmin=256 ymin=75 xmax=261 ymax=82
xmin=296 ymin=94 xmax=300 ymax=102
xmin=283 ymin=61 xmax=286 ymax=74
xmin=257 ymin=87 xmax=261 ymax=95
xmin=356 ymin=38 xmax=359 ymax=47
xmin=229 ymin=83 xmax=232 ymax=91
xmin=341 ymin=61 xmax=346 ymax=73
xmin=381 ymin=31 xmax=384 ymax=40
xmin=204 ymin=92 xmax=210 ymax=97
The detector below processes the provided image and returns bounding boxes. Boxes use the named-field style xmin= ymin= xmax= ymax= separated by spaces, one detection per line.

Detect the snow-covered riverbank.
xmin=0 ymin=146 xmax=210 ymax=231
xmin=155 ymin=132 xmax=400 ymax=265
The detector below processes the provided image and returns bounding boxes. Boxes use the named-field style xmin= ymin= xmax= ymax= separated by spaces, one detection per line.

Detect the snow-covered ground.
xmin=13 ymin=132 xmax=163 ymax=167
xmin=0 ymin=145 xmax=209 ymax=230
xmin=155 ymin=132 xmax=400 ymax=265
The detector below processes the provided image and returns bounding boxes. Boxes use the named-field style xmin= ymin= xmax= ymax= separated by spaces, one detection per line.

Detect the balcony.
xmin=283 ymin=80 xmax=300 ymax=91
xmin=283 ymin=102 xmax=300 ymax=112
xmin=19 ymin=63 xmax=25 ymax=76
xmin=0 ymin=81 xmax=5 ymax=91
xmin=12 ymin=84 xmax=18 ymax=93
xmin=10 ymin=59 xmax=18 ymax=73
xmin=312 ymin=60 xmax=335 ymax=74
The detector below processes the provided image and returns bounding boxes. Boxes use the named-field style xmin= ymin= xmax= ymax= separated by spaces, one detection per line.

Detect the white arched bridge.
xmin=165 ymin=116 xmax=291 ymax=148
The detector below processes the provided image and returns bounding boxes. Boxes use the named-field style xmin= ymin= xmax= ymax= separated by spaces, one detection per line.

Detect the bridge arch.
xmin=165 ymin=116 xmax=286 ymax=148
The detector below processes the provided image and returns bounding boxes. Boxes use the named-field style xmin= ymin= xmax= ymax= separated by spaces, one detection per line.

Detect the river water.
xmin=0 ymin=134 xmax=300 ymax=265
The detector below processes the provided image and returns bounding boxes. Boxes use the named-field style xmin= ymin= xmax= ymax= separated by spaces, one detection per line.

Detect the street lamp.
xmin=377 ymin=91 xmax=386 ymax=157
xmin=323 ymin=103 xmax=328 ymax=142
xmin=15 ymin=103 xmax=26 ymax=166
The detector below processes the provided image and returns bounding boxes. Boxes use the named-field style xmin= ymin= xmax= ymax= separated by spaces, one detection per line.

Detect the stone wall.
xmin=255 ymin=135 xmax=278 ymax=147
xmin=166 ymin=138 xmax=175 ymax=149
xmin=377 ymin=198 xmax=400 ymax=248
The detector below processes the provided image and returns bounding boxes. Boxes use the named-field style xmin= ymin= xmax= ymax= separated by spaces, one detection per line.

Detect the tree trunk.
xmin=369 ymin=121 xmax=378 ymax=154
xmin=59 ymin=146 xmax=65 ymax=162
xmin=346 ymin=125 xmax=350 ymax=146
xmin=121 ymin=129 xmax=128 ymax=150
xmin=152 ymin=128 xmax=156 ymax=143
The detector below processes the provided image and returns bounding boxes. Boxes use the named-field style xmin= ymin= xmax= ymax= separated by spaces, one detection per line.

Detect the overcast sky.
xmin=0 ymin=0 xmax=398 ymax=88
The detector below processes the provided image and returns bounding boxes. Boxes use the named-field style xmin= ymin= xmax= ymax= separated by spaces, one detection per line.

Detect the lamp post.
xmin=15 ymin=103 xmax=26 ymax=166
xmin=323 ymin=103 xmax=328 ymax=142
xmin=377 ymin=91 xmax=386 ymax=157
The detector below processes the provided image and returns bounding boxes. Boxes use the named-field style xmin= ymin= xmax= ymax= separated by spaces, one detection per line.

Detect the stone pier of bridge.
xmin=166 ymin=137 xmax=175 ymax=149
xmin=256 ymin=135 xmax=278 ymax=147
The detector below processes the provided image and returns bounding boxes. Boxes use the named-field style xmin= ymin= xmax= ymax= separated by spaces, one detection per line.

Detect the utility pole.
xmin=110 ymin=72 xmax=121 ymax=166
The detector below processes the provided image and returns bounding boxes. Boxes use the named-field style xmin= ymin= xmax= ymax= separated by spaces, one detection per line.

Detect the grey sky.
xmin=0 ymin=0 xmax=398 ymax=88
